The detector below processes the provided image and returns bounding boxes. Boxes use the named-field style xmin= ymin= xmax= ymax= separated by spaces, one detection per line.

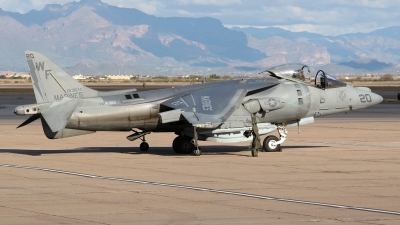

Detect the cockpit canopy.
xmin=315 ymin=70 xmax=346 ymax=89
xmin=262 ymin=63 xmax=311 ymax=82
xmin=261 ymin=63 xmax=347 ymax=89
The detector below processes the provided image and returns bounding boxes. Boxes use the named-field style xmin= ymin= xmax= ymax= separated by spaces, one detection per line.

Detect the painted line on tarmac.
xmin=291 ymin=139 xmax=400 ymax=150
xmin=1 ymin=163 xmax=400 ymax=216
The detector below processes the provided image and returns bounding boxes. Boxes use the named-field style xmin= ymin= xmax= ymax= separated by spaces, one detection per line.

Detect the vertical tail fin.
xmin=25 ymin=51 xmax=98 ymax=103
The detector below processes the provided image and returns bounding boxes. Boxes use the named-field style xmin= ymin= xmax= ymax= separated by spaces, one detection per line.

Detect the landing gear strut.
xmin=263 ymin=124 xmax=287 ymax=152
xmin=192 ymin=126 xmax=202 ymax=156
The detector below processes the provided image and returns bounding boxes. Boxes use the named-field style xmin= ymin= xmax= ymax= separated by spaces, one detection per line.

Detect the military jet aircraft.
xmin=14 ymin=51 xmax=383 ymax=156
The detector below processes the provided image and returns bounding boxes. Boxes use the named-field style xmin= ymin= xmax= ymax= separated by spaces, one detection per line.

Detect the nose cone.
xmin=14 ymin=105 xmax=25 ymax=115
xmin=372 ymin=92 xmax=383 ymax=105
xmin=355 ymin=87 xmax=383 ymax=109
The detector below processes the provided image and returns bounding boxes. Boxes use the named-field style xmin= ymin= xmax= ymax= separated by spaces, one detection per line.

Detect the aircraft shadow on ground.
xmin=0 ymin=145 xmax=329 ymax=156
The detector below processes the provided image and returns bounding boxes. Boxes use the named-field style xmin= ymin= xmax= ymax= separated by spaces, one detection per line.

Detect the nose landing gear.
xmin=262 ymin=124 xmax=287 ymax=152
xmin=263 ymin=135 xmax=281 ymax=152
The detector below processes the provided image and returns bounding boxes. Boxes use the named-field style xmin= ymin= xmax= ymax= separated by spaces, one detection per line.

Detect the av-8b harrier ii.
xmin=14 ymin=51 xmax=382 ymax=156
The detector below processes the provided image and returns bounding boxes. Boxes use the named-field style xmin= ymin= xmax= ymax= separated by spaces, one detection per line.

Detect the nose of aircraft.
xmin=371 ymin=92 xmax=384 ymax=105
xmin=354 ymin=87 xmax=383 ymax=109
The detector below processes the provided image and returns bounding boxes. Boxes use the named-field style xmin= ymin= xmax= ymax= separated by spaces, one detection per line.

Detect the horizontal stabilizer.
xmin=17 ymin=114 xmax=41 ymax=129
xmin=41 ymin=97 xmax=80 ymax=132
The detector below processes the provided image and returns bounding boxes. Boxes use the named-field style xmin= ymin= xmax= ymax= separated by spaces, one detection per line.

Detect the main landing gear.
xmin=127 ymin=127 xmax=202 ymax=156
xmin=262 ymin=124 xmax=287 ymax=152
xmin=172 ymin=136 xmax=195 ymax=154
xmin=172 ymin=126 xmax=202 ymax=156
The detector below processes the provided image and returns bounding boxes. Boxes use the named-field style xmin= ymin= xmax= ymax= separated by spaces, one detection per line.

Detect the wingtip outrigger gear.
xmin=126 ymin=130 xmax=152 ymax=151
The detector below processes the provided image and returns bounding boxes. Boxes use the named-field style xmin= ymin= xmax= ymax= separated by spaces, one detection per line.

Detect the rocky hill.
xmin=0 ymin=0 xmax=264 ymax=74
xmin=1 ymin=0 xmax=400 ymax=75
xmin=233 ymin=26 xmax=400 ymax=74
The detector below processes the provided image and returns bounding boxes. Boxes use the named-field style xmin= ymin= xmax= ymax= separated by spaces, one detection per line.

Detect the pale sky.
xmin=1 ymin=0 xmax=400 ymax=36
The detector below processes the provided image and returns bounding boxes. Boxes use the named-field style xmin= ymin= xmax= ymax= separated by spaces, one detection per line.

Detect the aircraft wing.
xmin=160 ymin=81 xmax=277 ymax=128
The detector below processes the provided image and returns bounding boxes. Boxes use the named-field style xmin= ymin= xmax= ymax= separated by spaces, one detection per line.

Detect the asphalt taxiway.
xmin=0 ymin=103 xmax=400 ymax=224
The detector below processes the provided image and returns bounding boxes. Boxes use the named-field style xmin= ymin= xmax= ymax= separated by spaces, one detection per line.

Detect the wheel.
xmin=263 ymin=135 xmax=281 ymax=152
xmin=172 ymin=136 xmax=184 ymax=153
xmin=180 ymin=137 xmax=195 ymax=154
xmin=173 ymin=136 xmax=194 ymax=154
xmin=140 ymin=142 xmax=149 ymax=151
xmin=192 ymin=148 xmax=202 ymax=156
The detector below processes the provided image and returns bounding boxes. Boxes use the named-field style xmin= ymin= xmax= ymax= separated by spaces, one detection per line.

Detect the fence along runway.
xmin=1 ymin=163 xmax=400 ymax=217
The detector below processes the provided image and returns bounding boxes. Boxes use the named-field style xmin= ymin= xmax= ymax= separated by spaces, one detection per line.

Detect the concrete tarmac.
xmin=1 ymin=103 xmax=400 ymax=224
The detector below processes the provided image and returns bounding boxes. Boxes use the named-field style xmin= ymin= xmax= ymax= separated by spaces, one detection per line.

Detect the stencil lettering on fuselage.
xmin=54 ymin=88 xmax=83 ymax=101
xmin=99 ymin=101 xmax=116 ymax=106
xmin=171 ymin=100 xmax=184 ymax=106
xmin=338 ymin=90 xmax=347 ymax=101
xmin=201 ymin=96 xmax=212 ymax=111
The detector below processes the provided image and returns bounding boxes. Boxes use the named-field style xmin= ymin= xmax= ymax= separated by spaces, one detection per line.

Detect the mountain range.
xmin=0 ymin=0 xmax=400 ymax=75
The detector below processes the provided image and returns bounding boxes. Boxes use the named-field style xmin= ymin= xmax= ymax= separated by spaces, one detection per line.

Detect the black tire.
xmin=263 ymin=135 xmax=281 ymax=152
xmin=140 ymin=142 xmax=149 ymax=151
xmin=172 ymin=136 xmax=183 ymax=153
xmin=173 ymin=136 xmax=194 ymax=154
